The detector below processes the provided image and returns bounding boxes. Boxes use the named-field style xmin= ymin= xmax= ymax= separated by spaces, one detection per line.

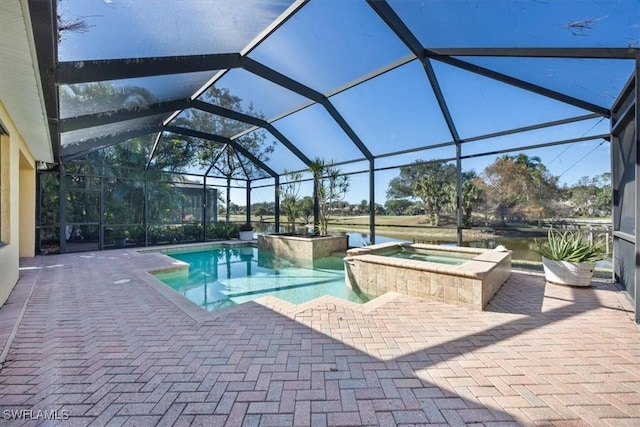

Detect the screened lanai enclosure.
xmin=28 ymin=1 xmax=639 ymax=315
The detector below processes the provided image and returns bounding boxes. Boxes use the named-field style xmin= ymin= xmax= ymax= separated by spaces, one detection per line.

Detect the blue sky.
xmin=199 ymin=0 xmax=632 ymax=204
xmin=58 ymin=0 xmax=637 ymax=205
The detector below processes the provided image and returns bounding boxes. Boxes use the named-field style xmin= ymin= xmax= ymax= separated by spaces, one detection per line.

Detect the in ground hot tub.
xmin=344 ymin=242 xmax=511 ymax=310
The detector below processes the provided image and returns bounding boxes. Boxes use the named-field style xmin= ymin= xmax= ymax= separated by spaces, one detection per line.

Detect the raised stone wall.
xmin=344 ymin=243 xmax=511 ymax=310
xmin=258 ymin=234 xmax=348 ymax=260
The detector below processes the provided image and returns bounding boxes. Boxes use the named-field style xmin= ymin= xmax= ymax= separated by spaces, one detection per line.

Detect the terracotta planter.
xmin=541 ymin=256 xmax=595 ymax=287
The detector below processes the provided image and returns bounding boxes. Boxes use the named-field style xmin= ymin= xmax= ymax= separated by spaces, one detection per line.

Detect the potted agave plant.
xmin=531 ymin=229 xmax=606 ymax=287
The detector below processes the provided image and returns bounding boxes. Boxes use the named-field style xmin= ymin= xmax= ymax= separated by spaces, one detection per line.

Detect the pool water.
xmin=388 ymin=248 xmax=475 ymax=265
xmin=155 ymin=246 xmax=371 ymax=311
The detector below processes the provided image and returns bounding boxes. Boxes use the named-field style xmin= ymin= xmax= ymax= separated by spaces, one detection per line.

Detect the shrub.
xmin=238 ymin=222 xmax=253 ymax=232
xmin=206 ymin=223 xmax=239 ymax=240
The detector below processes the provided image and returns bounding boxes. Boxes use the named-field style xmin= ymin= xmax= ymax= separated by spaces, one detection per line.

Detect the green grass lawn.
xmin=233 ymin=214 xmax=488 ymax=241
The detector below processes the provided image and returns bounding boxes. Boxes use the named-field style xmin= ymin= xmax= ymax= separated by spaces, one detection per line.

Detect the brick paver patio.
xmin=1 ymin=246 xmax=639 ymax=426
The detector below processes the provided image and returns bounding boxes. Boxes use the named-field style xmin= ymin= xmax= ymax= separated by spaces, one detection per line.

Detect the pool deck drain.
xmin=0 ymin=244 xmax=639 ymax=426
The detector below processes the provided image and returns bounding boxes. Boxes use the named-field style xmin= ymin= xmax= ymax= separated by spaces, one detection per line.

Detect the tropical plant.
xmin=413 ymin=162 xmax=456 ymax=226
xmin=459 ymin=171 xmax=482 ymax=227
xmin=238 ymin=222 xmax=253 ymax=232
xmin=207 ymin=223 xmax=239 ymax=240
xmin=279 ymin=170 xmax=303 ymax=234
xmin=569 ymin=173 xmax=612 ymax=217
xmin=309 ymin=158 xmax=350 ymax=236
xmin=111 ymin=227 xmax=128 ymax=240
xmin=387 ymin=159 xmax=456 ymax=226
xmin=183 ymin=223 xmax=204 ymax=241
xmin=298 ymin=196 xmax=314 ymax=225
xmin=383 ymin=199 xmax=414 ymax=216
xmin=253 ymin=205 xmax=269 ymax=222
xmin=531 ymin=229 xmax=605 ymax=263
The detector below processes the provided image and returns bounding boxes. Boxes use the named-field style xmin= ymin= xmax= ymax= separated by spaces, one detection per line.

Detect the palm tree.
xmin=308 ymin=158 xmax=326 ymax=235
xmin=307 ymin=158 xmax=350 ymax=236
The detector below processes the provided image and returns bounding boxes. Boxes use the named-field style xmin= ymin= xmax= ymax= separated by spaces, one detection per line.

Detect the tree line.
xmin=383 ymin=154 xmax=611 ymax=226
xmin=243 ymin=153 xmax=611 ymax=228
xmin=60 ymin=82 xmax=275 ymax=223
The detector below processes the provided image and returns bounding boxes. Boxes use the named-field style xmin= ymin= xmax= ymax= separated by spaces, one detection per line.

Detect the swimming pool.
xmin=154 ymin=245 xmax=371 ymax=311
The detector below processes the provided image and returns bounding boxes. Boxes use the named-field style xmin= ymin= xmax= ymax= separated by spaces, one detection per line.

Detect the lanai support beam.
xmin=241 ymin=57 xmax=373 ymax=160
xmin=62 ymin=125 xmax=164 ymax=159
xmin=234 ymin=150 xmax=251 ymax=179
xmin=144 ymin=170 xmax=148 ymax=247
xmin=427 ymin=47 xmax=640 ymax=59
xmin=165 ymin=126 xmax=278 ymax=178
xmin=369 ymin=159 xmax=376 ymax=244
xmin=422 ymin=58 xmax=464 ymax=245
xmin=210 ymin=148 xmax=230 ymax=191
xmin=191 ymin=100 xmax=312 ymax=166
xmin=58 ymin=163 xmax=66 ymax=253
xmin=274 ymin=176 xmax=280 ymax=233
xmin=56 ymin=53 xmax=243 ymax=84
xmin=28 ymin=0 xmax=60 ymax=160
xmin=246 ymin=179 xmax=252 ymax=225
xmin=366 ymin=113 xmax=602 ymax=161
xmin=203 ymin=175 xmax=208 ymax=242
xmin=232 ymin=54 xmax=417 ymax=140
xmin=367 ymin=0 xmax=464 ymax=245
xmin=241 ymin=57 xmax=373 ymax=233
xmin=425 ymin=53 xmax=610 ymax=117
xmin=60 ymin=99 xmax=191 ymax=132
xmin=206 ymin=145 xmax=229 ymax=178
xmin=462 ymin=134 xmax=610 ymax=161
xmin=366 ymin=1 xmax=609 ymax=117
xmin=202 ymin=149 xmax=227 ymax=240
xmin=145 ymin=132 xmax=164 ymax=170
xmin=635 ymin=55 xmax=640 ymax=323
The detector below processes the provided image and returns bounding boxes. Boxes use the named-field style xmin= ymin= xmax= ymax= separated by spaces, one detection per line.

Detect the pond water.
xmin=251 ymin=223 xmax=611 ymax=267
xmin=345 ymin=232 xmax=612 ymax=268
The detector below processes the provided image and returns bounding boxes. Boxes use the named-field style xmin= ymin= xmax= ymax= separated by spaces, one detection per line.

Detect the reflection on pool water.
xmin=155 ymin=246 xmax=371 ymax=312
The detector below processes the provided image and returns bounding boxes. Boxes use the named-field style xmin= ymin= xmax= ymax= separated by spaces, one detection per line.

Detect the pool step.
xmin=252 ymin=291 xmax=406 ymax=319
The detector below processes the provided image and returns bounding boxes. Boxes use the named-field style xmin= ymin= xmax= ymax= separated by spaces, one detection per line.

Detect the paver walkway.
xmin=0 ymin=246 xmax=639 ymax=426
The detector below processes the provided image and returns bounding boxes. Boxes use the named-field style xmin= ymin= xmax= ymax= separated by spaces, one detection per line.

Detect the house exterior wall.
xmin=19 ymin=150 xmax=35 ymax=257
xmin=0 ymin=101 xmax=36 ymax=307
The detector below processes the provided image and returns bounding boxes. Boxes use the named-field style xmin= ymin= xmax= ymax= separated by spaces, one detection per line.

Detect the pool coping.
xmin=136 ymin=239 xmax=256 ymax=255
xmin=346 ymin=242 xmax=508 ymax=279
